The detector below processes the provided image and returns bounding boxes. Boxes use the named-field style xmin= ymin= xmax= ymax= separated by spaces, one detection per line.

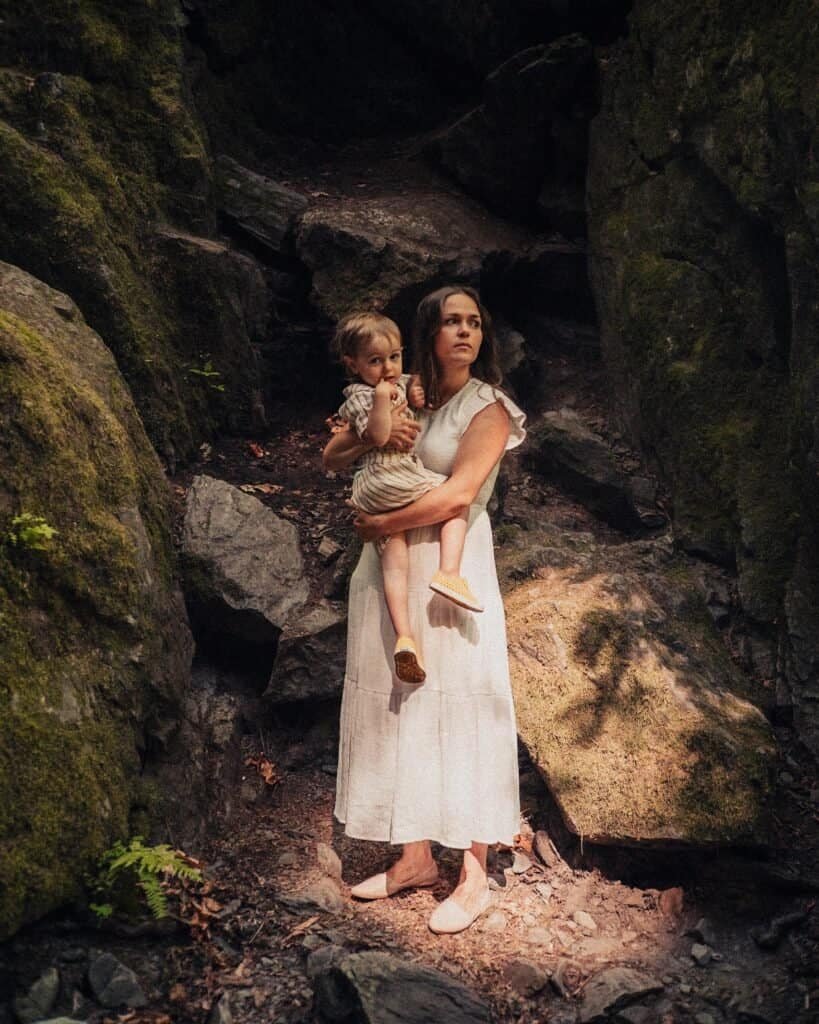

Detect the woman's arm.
xmin=322 ymin=399 xmax=421 ymax=471
xmin=352 ymin=401 xmax=510 ymax=540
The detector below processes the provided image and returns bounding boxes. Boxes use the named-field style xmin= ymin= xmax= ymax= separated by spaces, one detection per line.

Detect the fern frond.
xmin=140 ymin=877 xmax=169 ymax=919
xmin=90 ymin=836 xmax=203 ymax=922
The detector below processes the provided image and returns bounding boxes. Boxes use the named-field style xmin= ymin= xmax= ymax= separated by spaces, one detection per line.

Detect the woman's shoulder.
xmin=456 ymin=378 xmax=527 ymax=450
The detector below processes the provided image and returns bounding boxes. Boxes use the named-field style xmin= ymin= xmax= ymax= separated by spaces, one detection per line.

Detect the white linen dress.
xmin=334 ymin=378 xmax=526 ymax=849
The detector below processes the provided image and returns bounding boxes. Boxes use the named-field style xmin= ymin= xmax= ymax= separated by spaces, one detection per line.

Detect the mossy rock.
xmin=0 ymin=262 xmax=193 ymax=939
xmin=0 ymin=1 xmax=261 ymax=456
xmin=502 ymin=530 xmax=774 ymax=846
xmin=587 ymin=0 xmax=819 ymax=747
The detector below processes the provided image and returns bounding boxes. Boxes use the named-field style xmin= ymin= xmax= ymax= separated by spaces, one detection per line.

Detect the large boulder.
xmin=181 ymin=476 xmax=309 ymax=645
xmin=265 ymin=599 xmax=347 ymax=704
xmin=0 ymin=263 xmax=193 ymax=939
xmin=499 ymin=521 xmax=775 ymax=846
xmin=150 ymin=228 xmax=269 ymax=437
xmin=587 ymin=0 xmax=819 ymax=753
xmin=214 ymin=156 xmax=308 ymax=255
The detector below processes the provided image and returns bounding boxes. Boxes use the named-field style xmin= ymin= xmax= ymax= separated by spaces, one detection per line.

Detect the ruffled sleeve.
xmin=457 ymin=380 xmax=527 ymax=450
xmin=338 ymin=383 xmax=374 ymax=440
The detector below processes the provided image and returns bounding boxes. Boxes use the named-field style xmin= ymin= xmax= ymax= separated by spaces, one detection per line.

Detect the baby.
xmin=332 ymin=312 xmax=482 ymax=684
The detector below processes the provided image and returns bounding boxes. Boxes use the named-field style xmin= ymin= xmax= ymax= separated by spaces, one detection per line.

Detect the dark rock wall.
xmin=587 ymin=0 xmax=819 ymax=748
xmin=184 ymin=0 xmax=631 ymax=152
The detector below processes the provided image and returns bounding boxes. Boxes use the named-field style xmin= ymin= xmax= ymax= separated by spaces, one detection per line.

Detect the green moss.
xmin=0 ymin=280 xmax=188 ymax=939
xmin=0 ymin=2 xmax=231 ymax=455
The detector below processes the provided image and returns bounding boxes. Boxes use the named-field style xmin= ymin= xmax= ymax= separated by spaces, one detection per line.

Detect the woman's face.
xmin=433 ymin=293 xmax=483 ymax=370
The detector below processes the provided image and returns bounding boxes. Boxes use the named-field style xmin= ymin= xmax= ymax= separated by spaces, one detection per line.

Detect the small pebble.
xmin=691 ymin=942 xmax=712 ymax=966
xmin=512 ymin=851 xmax=533 ymax=874
xmin=534 ymin=882 xmax=553 ymax=903
xmin=525 ymin=927 xmax=552 ymax=946
xmin=572 ymin=910 xmax=597 ymax=933
xmin=277 ymin=851 xmax=298 ymax=867
xmin=482 ymin=910 xmax=508 ymax=933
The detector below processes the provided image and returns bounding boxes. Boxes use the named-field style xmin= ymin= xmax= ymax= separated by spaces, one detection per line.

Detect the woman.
xmin=323 ymin=285 xmax=526 ymax=934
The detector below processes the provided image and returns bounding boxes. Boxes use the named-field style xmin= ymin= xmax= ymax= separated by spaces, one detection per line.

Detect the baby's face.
xmin=345 ymin=332 xmax=403 ymax=387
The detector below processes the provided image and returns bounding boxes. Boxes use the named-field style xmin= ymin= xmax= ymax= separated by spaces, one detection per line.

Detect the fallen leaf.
xmin=283 ymin=914 xmax=320 ymax=944
xmin=248 ymin=442 xmax=266 ymax=458
xmin=245 ymin=755 xmax=281 ymax=786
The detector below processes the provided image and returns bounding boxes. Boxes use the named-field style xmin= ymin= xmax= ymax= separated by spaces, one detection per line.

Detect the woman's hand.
xmin=386 ymin=399 xmax=421 ymax=451
xmin=350 ymin=507 xmax=389 ymax=541
xmin=407 ymin=374 xmax=426 ymax=410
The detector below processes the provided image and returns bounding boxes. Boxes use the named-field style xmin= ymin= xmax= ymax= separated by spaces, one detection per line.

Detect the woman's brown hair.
xmin=411 ymin=285 xmax=502 ymax=409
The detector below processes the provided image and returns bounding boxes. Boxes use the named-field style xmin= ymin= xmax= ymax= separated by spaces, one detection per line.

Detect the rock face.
xmin=432 ymin=34 xmax=595 ymax=224
xmin=527 ymin=409 xmax=666 ymax=531
xmin=587 ymin=0 xmax=819 ymax=753
xmin=181 ymin=476 xmax=309 ymax=644
xmin=0 ymin=1 xmax=262 ymax=456
xmin=296 ymin=191 xmax=538 ymax=322
xmin=0 ymin=263 xmax=193 ymax=939
xmin=313 ymin=951 xmax=491 ymax=1024
xmin=500 ymin=521 xmax=774 ymax=846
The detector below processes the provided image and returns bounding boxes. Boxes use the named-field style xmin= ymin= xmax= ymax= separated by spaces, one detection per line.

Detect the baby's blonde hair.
xmin=331 ymin=311 xmax=401 ymax=370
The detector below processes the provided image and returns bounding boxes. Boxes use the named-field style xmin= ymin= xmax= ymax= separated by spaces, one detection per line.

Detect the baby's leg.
xmin=439 ymin=511 xmax=468 ymax=576
xmin=382 ymin=532 xmax=426 ymax=684
xmin=381 ymin=532 xmax=411 ymax=639
xmin=430 ymin=510 xmax=484 ymax=612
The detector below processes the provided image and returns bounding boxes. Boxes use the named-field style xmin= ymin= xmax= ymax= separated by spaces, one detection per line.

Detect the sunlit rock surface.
xmin=501 ymin=525 xmax=774 ymax=846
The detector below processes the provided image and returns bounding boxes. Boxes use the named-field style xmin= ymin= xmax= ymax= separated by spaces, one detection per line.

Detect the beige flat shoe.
xmin=429 ymin=571 xmax=484 ymax=613
xmin=428 ymin=888 xmax=491 ymax=934
xmin=350 ymin=864 xmax=439 ymax=901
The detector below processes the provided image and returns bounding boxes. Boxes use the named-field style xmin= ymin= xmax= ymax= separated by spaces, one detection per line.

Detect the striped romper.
xmin=339 ymin=375 xmax=446 ymax=516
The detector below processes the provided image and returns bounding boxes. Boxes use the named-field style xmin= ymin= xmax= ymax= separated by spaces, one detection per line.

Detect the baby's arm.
xmin=407 ymin=374 xmax=426 ymax=410
xmin=362 ymin=379 xmax=396 ymax=447
xmin=323 ymin=403 xmax=420 ymax=471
